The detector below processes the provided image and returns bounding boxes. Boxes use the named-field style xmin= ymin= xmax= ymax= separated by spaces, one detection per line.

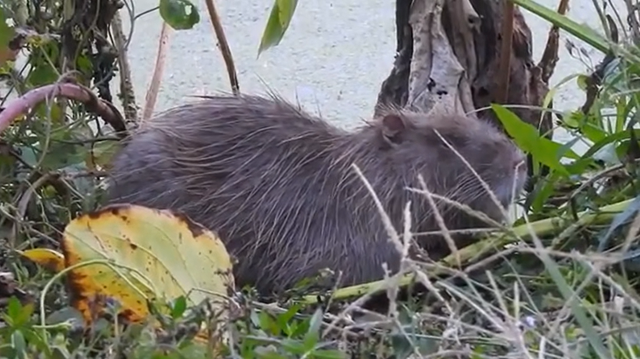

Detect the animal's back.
xmin=107 ymin=95 xmax=400 ymax=293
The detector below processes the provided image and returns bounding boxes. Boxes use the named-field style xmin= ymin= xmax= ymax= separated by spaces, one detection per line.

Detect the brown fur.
xmin=105 ymin=94 xmax=527 ymax=295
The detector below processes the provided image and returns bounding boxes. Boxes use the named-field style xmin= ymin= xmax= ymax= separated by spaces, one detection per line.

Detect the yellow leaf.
xmin=19 ymin=248 xmax=65 ymax=272
xmin=60 ymin=203 xmax=235 ymax=326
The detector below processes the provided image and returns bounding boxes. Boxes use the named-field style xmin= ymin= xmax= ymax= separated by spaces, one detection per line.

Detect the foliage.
xmin=159 ymin=0 xmax=200 ymax=30
xmin=2 ymin=0 xmax=640 ymax=358
xmin=258 ymin=0 xmax=299 ymax=56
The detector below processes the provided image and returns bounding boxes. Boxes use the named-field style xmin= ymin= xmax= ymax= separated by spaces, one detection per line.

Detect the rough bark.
xmin=375 ymin=0 xmax=553 ymax=142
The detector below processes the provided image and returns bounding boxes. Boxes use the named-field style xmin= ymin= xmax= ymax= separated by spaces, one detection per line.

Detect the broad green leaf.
xmin=491 ymin=104 xmax=576 ymax=176
xmin=159 ymin=0 xmax=200 ymax=30
xmin=511 ymin=0 xmax=611 ymax=53
xmin=37 ymin=131 xmax=87 ymax=171
xmin=25 ymin=49 xmax=59 ymax=88
xmin=258 ymin=0 xmax=299 ymax=56
xmin=170 ymin=295 xmax=187 ymax=318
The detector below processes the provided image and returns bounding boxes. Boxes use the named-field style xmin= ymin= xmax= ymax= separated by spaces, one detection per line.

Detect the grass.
xmin=3 ymin=0 xmax=640 ymax=358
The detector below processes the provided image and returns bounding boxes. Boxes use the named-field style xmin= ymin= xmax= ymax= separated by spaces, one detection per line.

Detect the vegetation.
xmin=1 ymin=0 xmax=640 ymax=357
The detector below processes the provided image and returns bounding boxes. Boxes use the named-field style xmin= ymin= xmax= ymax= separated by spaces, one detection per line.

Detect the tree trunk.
xmin=375 ymin=0 xmax=554 ymax=168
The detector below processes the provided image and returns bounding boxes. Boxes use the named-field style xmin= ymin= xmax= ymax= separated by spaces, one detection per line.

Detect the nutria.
xmin=105 ymin=94 xmax=527 ymax=295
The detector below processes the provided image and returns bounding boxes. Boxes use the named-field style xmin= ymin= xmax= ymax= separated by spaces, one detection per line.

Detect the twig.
xmin=111 ymin=10 xmax=139 ymax=124
xmin=0 ymin=83 xmax=127 ymax=138
xmin=495 ymin=0 xmax=515 ymax=103
xmin=204 ymin=0 xmax=240 ymax=95
xmin=12 ymin=172 xmax=59 ymax=248
xmin=142 ymin=21 xmax=172 ymax=122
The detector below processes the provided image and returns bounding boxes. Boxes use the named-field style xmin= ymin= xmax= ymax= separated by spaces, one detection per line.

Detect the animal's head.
xmin=373 ymin=109 xmax=527 ymax=223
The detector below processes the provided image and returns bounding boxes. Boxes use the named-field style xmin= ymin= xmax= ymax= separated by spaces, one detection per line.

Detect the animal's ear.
xmin=381 ymin=114 xmax=406 ymax=144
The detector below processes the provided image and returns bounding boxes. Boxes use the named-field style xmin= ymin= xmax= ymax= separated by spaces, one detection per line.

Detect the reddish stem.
xmin=0 ymin=83 xmax=126 ymax=137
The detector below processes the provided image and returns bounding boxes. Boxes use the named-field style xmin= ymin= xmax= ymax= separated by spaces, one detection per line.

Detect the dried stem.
xmin=111 ymin=10 xmax=139 ymax=124
xmin=205 ymin=0 xmax=240 ymax=95
xmin=142 ymin=21 xmax=172 ymax=122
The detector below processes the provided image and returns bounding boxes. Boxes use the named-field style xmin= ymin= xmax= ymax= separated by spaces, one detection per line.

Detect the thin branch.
xmin=0 ymin=83 xmax=127 ymax=138
xmin=111 ymin=9 xmax=139 ymax=124
xmin=142 ymin=21 xmax=172 ymax=122
xmin=205 ymin=0 xmax=240 ymax=95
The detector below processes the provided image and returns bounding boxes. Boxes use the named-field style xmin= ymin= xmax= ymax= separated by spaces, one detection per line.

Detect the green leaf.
xmin=576 ymin=74 xmax=589 ymax=91
xmin=258 ymin=0 xmax=298 ymax=56
xmin=159 ymin=0 xmax=200 ymax=30
xmin=313 ymin=350 xmax=348 ymax=359
xmin=510 ymin=0 xmax=611 ymax=53
xmin=170 ymin=296 xmax=187 ymax=318
xmin=10 ymin=331 xmax=26 ymax=358
xmin=0 ymin=6 xmax=14 ymax=49
xmin=302 ymin=307 xmax=323 ymax=349
xmin=26 ymin=46 xmax=60 ymax=88
xmin=277 ymin=303 xmax=301 ymax=337
xmin=527 ymin=171 xmax=561 ymax=213
xmin=281 ymin=338 xmax=307 ymax=355
xmin=5 ymin=296 xmax=23 ymax=325
xmin=258 ymin=310 xmax=278 ymax=335
xmin=491 ymin=104 xmax=575 ymax=176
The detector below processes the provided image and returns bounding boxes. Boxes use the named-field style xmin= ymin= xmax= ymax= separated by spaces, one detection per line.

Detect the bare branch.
xmin=205 ymin=0 xmax=240 ymax=95
xmin=111 ymin=10 xmax=139 ymax=124
xmin=0 ymin=83 xmax=127 ymax=138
